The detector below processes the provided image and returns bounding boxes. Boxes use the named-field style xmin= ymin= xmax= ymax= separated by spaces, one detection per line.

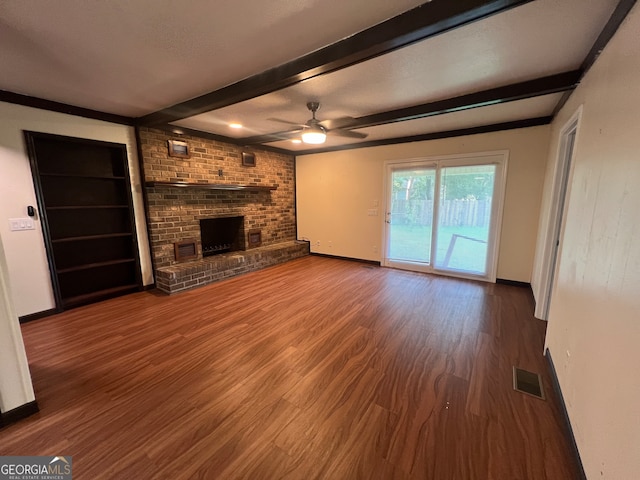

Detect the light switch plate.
xmin=9 ymin=218 xmax=35 ymax=231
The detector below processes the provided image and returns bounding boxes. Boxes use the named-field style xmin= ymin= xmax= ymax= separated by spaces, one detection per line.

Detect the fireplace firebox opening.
xmin=200 ymin=216 xmax=245 ymax=257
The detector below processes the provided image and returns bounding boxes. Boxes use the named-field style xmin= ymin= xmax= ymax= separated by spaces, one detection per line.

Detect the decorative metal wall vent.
xmin=174 ymin=240 xmax=197 ymax=262
xmin=513 ymin=366 xmax=545 ymax=400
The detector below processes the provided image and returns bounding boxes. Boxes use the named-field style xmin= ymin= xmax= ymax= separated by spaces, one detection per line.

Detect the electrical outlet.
xmin=328 ymin=241 xmax=332 ymax=248
xmin=315 ymin=240 xmax=320 ymax=247
xmin=373 ymin=245 xmax=378 ymax=253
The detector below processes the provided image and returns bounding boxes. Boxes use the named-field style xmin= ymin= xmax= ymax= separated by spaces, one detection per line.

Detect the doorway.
xmin=383 ymin=152 xmax=507 ymax=282
xmin=535 ymin=107 xmax=581 ymax=319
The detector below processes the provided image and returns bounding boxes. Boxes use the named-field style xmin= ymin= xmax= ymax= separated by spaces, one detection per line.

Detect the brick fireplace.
xmin=139 ymin=127 xmax=308 ymax=293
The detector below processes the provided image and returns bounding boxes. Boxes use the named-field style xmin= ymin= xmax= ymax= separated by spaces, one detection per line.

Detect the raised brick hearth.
xmin=139 ymin=127 xmax=306 ymax=292
xmin=155 ymin=240 xmax=309 ymax=294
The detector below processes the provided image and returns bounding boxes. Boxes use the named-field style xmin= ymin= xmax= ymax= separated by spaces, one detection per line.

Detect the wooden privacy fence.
xmin=439 ymin=198 xmax=492 ymax=227
xmin=391 ymin=198 xmax=492 ymax=227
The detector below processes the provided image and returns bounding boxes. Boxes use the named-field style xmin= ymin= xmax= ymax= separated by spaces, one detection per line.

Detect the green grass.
xmin=388 ymin=224 xmax=489 ymax=274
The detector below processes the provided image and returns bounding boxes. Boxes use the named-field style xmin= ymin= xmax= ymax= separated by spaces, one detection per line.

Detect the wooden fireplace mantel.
xmin=145 ymin=181 xmax=277 ymax=192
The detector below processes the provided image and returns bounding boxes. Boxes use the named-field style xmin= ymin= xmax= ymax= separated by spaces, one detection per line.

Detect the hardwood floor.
xmin=0 ymin=256 xmax=580 ymax=479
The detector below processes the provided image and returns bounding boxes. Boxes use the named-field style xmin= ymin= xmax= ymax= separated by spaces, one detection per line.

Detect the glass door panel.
xmin=387 ymin=167 xmax=435 ymax=266
xmin=433 ymin=165 xmax=496 ymax=275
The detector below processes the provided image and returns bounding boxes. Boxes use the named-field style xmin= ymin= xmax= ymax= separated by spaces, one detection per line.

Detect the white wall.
xmin=0 ymin=233 xmax=35 ymax=413
xmin=535 ymin=5 xmax=640 ymax=479
xmin=0 ymin=102 xmax=153 ymax=317
xmin=297 ymin=126 xmax=550 ymax=282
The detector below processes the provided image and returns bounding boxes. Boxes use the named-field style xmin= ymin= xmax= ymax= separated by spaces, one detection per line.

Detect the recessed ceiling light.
xmin=291 ymin=139 xmax=302 ymax=144
xmin=229 ymin=123 xmax=243 ymax=129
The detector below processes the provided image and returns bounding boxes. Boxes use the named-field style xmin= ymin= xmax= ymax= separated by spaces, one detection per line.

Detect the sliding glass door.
xmin=383 ymin=152 xmax=506 ymax=282
xmin=385 ymin=166 xmax=436 ymax=272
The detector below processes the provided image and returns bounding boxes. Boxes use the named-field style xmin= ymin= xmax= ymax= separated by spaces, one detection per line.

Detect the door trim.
xmin=534 ymin=106 xmax=582 ymax=320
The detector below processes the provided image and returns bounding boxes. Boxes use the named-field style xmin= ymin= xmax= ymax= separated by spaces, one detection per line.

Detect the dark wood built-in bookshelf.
xmin=25 ymin=132 xmax=141 ymax=310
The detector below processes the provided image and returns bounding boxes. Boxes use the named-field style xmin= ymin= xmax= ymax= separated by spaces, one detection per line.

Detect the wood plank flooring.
xmin=0 ymin=256 xmax=580 ymax=479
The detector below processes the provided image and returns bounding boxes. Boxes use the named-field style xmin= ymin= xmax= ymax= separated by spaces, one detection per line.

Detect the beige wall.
xmin=0 ymin=102 xmax=153 ymax=317
xmin=296 ymin=126 xmax=550 ymax=282
xmin=536 ymin=5 xmax=640 ymax=479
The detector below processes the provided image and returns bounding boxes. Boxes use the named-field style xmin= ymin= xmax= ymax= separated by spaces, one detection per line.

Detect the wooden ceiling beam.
xmin=335 ymin=70 xmax=581 ymax=131
xmin=552 ymin=0 xmax=638 ymax=116
xmin=137 ymin=0 xmax=534 ymax=126
xmin=294 ymin=117 xmax=553 ymax=155
xmin=240 ymin=71 xmax=579 ymax=145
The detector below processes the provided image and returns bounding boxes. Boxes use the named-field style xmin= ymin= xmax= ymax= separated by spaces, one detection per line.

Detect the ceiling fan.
xmin=270 ymin=102 xmax=368 ymax=145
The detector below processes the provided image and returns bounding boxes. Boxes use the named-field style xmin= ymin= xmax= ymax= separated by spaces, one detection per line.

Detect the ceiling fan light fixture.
xmin=301 ymin=125 xmax=326 ymax=144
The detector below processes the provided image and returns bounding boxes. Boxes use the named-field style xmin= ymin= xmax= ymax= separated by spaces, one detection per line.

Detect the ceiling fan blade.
xmin=329 ymin=129 xmax=368 ymax=139
xmin=321 ymin=116 xmax=356 ymax=130
xmin=267 ymin=117 xmax=306 ymax=127
xmin=261 ymin=105 xmax=365 ymax=143
xmin=242 ymin=129 xmax=303 ymax=145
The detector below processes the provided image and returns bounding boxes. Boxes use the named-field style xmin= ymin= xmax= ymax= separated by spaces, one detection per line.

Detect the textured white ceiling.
xmin=172 ymin=0 xmax=617 ymax=146
xmin=0 ymin=0 xmax=620 ymax=149
xmin=0 ymin=0 xmax=426 ymax=116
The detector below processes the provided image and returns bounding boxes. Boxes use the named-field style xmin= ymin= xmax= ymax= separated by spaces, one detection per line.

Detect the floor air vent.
xmin=513 ymin=367 xmax=545 ymax=400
